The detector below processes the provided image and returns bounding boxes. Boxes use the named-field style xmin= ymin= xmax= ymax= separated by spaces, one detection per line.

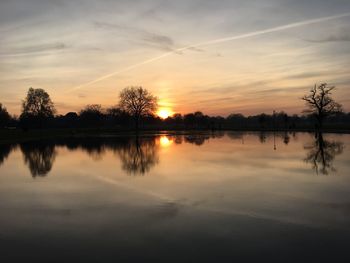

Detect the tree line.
xmin=0 ymin=84 xmax=348 ymax=131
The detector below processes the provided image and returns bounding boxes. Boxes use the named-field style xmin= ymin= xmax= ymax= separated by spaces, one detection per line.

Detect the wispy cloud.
xmin=0 ymin=42 xmax=66 ymax=56
xmin=94 ymin=21 xmax=177 ymax=52
xmin=305 ymin=26 xmax=350 ymax=43
xmin=70 ymin=12 xmax=350 ymax=92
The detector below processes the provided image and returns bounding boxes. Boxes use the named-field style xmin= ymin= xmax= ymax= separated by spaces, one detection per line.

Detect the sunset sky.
xmin=1 ymin=0 xmax=350 ymax=116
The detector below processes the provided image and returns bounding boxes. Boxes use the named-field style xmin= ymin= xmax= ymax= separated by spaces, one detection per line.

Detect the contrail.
xmin=68 ymin=12 xmax=350 ymax=92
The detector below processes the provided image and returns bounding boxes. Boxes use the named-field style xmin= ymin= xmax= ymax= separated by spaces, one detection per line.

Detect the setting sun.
xmin=157 ymin=108 xmax=173 ymax=119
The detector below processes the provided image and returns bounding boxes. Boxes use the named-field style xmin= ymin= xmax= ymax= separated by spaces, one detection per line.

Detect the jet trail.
xmin=69 ymin=12 xmax=350 ymax=92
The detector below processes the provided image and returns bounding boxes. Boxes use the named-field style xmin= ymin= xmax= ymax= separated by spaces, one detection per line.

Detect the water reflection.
xmin=0 ymin=144 xmax=15 ymax=165
xmin=118 ymin=137 xmax=159 ymax=175
xmin=62 ymin=138 xmax=109 ymax=161
xmin=1 ymin=132 xmax=350 ymax=262
xmin=184 ymin=134 xmax=210 ymax=146
xmin=59 ymin=137 xmax=160 ymax=176
xmin=172 ymin=135 xmax=183 ymax=145
xmin=304 ymin=133 xmax=344 ymax=175
xmin=20 ymin=142 xmax=57 ymax=177
xmin=258 ymin=132 xmax=267 ymax=143
xmin=159 ymin=136 xmax=173 ymax=147
xmin=0 ymin=132 xmax=346 ymax=177
xmin=283 ymin=132 xmax=290 ymax=145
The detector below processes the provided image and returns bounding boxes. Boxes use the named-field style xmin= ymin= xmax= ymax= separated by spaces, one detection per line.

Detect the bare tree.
xmin=302 ymin=83 xmax=342 ymax=129
xmin=119 ymin=87 xmax=157 ymax=130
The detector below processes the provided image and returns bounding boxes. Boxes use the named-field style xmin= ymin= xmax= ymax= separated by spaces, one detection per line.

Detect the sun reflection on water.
xmin=159 ymin=136 xmax=173 ymax=147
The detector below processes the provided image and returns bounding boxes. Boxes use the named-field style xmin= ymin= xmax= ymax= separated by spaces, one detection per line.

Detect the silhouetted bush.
xmin=79 ymin=104 xmax=104 ymax=127
xmin=0 ymin=103 xmax=10 ymax=128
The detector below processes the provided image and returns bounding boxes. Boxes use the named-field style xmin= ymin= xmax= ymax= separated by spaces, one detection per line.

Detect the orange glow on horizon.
xmin=157 ymin=108 xmax=173 ymax=119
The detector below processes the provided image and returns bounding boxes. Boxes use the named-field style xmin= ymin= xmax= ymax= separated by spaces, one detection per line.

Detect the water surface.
xmin=0 ymin=132 xmax=349 ymax=262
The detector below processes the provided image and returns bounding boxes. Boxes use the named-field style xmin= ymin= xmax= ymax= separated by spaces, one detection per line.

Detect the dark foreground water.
xmin=0 ymin=132 xmax=349 ymax=262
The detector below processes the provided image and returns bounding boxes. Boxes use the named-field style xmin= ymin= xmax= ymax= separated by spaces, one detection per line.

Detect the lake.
xmin=0 ymin=132 xmax=349 ymax=262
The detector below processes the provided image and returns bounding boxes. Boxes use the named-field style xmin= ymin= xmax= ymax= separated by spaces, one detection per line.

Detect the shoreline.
xmin=1 ymin=128 xmax=349 ymax=144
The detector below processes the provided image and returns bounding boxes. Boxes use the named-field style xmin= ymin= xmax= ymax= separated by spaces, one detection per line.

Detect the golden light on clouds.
xmin=1 ymin=0 xmax=350 ymax=115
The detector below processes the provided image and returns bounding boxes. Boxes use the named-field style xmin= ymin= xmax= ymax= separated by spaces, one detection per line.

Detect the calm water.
xmin=0 ymin=132 xmax=350 ymax=262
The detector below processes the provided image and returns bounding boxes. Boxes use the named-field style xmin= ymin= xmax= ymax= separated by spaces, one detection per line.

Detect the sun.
xmin=157 ymin=108 xmax=173 ymax=119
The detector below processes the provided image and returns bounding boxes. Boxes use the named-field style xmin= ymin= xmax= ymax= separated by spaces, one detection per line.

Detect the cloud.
xmin=142 ymin=34 xmax=174 ymax=50
xmin=305 ymin=27 xmax=350 ymax=43
xmin=0 ymin=42 xmax=66 ymax=56
xmin=94 ymin=21 xmax=177 ymax=52
xmin=71 ymin=12 xmax=350 ymax=92
xmin=287 ymin=72 xmax=327 ymax=79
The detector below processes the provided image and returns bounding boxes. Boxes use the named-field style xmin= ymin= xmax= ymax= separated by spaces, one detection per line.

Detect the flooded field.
xmin=0 ymin=132 xmax=349 ymax=262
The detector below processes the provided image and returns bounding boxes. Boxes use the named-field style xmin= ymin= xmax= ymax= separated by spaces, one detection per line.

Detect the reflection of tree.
xmin=184 ymin=135 xmax=210 ymax=146
xmin=173 ymin=135 xmax=183 ymax=144
xmin=117 ymin=137 xmax=159 ymax=175
xmin=227 ymin=132 xmax=244 ymax=140
xmin=0 ymin=144 xmax=15 ymax=166
xmin=12 ymin=137 xmax=161 ymax=177
xmin=20 ymin=142 xmax=57 ymax=177
xmin=210 ymin=131 xmax=225 ymax=139
xmin=259 ymin=132 xmax=267 ymax=143
xmin=78 ymin=142 xmax=106 ymax=161
xmin=168 ymin=132 xmax=226 ymax=146
xmin=283 ymin=132 xmax=290 ymax=145
xmin=304 ymin=133 xmax=344 ymax=175
xmin=62 ymin=138 xmax=107 ymax=160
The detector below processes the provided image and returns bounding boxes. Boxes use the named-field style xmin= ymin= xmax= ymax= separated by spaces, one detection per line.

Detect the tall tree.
xmin=21 ymin=88 xmax=56 ymax=118
xmin=119 ymin=87 xmax=157 ymax=130
xmin=20 ymin=88 xmax=56 ymax=129
xmin=0 ymin=103 xmax=10 ymax=128
xmin=302 ymin=83 xmax=342 ymax=129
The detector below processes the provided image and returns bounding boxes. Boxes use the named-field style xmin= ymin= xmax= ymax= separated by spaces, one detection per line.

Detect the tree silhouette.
xmin=20 ymin=88 xmax=56 ymax=129
xmin=0 ymin=103 xmax=10 ymax=128
xmin=106 ymin=106 xmax=130 ymax=127
xmin=21 ymin=88 xmax=56 ymax=117
xmin=304 ymin=133 xmax=344 ymax=175
xmin=119 ymin=87 xmax=157 ymax=130
xmin=302 ymin=83 xmax=342 ymax=129
xmin=79 ymin=104 xmax=104 ymax=127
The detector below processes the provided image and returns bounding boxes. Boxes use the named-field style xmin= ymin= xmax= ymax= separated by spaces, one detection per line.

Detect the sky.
xmin=1 ymin=0 xmax=350 ymax=116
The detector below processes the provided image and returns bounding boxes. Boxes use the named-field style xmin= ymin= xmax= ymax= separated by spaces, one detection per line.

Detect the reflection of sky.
xmin=0 ymin=133 xmax=350 ymax=260
xmin=0 ymin=133 xmax=349 ymax=230
xmin=1 ymin=1 xmax=350 ymax=115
